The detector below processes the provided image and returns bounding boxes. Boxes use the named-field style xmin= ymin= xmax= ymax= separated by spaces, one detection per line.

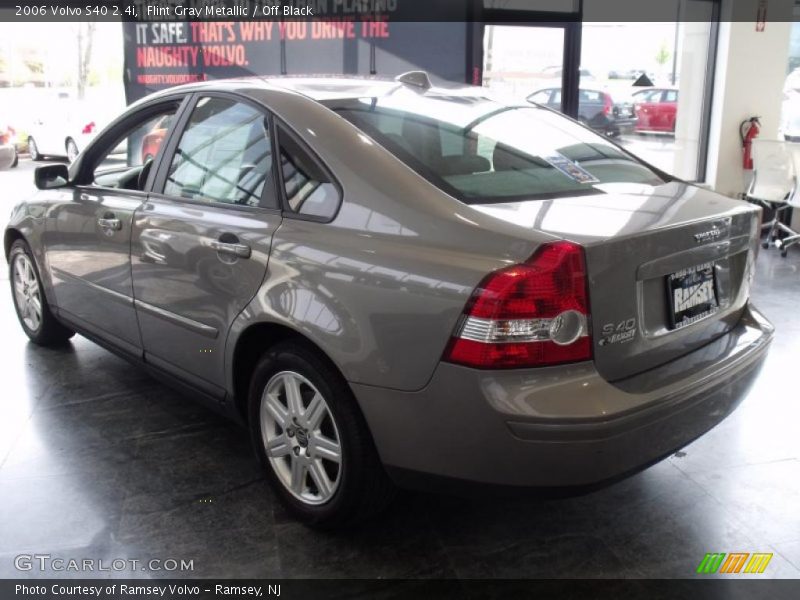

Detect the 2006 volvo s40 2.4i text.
xmin=5 ymin=74 xmax=773 ymax=526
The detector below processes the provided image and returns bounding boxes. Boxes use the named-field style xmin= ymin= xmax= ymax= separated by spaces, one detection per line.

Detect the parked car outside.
xmin=528 ymin=87 xmax=636 ymax=136
xmin=5 ymin=76 xmax=772 ymax=527
xmin=632 ymin=87 xmax=679 ymax=133
xmin=140 ymin=114 xmax=173 ymax=163
xmin=26 ymin=92 xmax=103 ymax=162
xmin=0 ymin=122 xmax=18 ymax=168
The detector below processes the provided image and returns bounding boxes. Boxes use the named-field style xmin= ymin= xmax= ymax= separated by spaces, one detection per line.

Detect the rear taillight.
xmin=603 ymin=94 xmax=614 ymax=116
xmin=82 ymin=121 xmax=96 ymax=134
xmin=443 ymin=241 xmax=592 ymax=369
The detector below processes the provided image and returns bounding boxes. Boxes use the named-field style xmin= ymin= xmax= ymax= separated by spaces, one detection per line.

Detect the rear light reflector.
xmin=82 ymin=122 xmax=96 ymax=135
xmin=443 ymin=241 xmax=592 ymax=369
xmin=603 ymin=94 xmax=614 ymax=116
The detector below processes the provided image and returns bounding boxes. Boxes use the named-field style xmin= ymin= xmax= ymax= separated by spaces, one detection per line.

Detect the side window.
xmin=277 ymin=126 xmax=340 ymax=220
xmin=529 ymin=90 xmax=551 ymax=104
xmin=664 ymin=90 xmax=678 ymax=103
xmin=581 ymin=90 xmax=602 ymax=103
xmin=92 ymin=105 xmax=177 ymax=190
xmin=163 ymin=96 xmax=276 ymax=208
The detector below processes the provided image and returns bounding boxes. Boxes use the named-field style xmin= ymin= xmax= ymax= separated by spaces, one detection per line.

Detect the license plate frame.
xmin=666 ymin=262 xmax=719 ymax=330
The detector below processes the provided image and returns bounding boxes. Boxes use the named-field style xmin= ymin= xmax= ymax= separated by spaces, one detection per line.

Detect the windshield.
xmin=330 ymin=94 xmax=666 ymax=204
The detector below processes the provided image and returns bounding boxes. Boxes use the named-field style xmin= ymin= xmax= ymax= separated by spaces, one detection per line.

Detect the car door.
xmin=661 ymin=89 xmax=678 ymax=131
xmin=579 ymin=89 xmax=604 ymax=127
xmin=45 ymin=99 xmax=184 ymax=356
xmin=634 ymin=89 xmax=659 ymax=130
xmin=131 ymin=94 xmax=282 ymax=396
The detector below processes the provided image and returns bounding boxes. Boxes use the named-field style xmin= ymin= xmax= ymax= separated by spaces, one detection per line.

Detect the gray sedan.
xmin=4 ymin=75 xmax=773 ymax=527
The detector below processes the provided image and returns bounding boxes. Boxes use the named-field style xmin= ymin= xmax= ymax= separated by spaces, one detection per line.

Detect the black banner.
xmin=0 ymin=0 xmax=794 ymax=23
xmin=3 ymin=579 xmax=800 ymax=600
xmin=121 ymin=20 xmax=471 ymax=102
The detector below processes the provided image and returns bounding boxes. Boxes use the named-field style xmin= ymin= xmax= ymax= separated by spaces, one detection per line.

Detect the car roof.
xmin=142 ymin=75 xmax=485 ymax=104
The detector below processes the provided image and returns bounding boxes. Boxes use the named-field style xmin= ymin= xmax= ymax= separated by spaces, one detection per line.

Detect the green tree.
xmin=655 ymin=41 xmax=671 ymax=68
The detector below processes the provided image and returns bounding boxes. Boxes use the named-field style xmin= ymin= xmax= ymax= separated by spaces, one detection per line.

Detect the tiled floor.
xmin=0 ymin=166 xmax=798 ymax=579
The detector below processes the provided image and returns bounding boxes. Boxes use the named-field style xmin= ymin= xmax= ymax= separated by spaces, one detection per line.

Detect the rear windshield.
xmin=330 ymin=95 xmax=666 ymax=203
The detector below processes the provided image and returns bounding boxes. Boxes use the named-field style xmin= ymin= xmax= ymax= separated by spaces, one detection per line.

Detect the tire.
xmin=66 ymin=138 xmax=79 ymax=163
xmin=28 ymin=137 xmax=42 ymax=161
xmin=248 ymin=340 xmax=395 ymax=528
xmin=8 ymin=239 xmax=75 ymax=346
xmin=11 ymin=149 xmax=18 ymax=168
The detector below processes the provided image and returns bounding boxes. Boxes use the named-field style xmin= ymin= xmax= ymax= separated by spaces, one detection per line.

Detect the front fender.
xmin=5 ymin=196 xmax=57 ymax=306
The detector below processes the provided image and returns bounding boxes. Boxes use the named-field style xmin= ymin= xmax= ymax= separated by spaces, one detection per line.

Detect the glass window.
xmin=334 ymin=97 xmax=664 ymax=203
xmin=483 ymin=25 xmax=565 ymax=102
xmin=580 ymin=13 xmax=715 ymax=180
xmin=163 ymin=97 xmax=275 ymax=208
xmin=277 ymin=126 xmax=340 ymax=219
xmin=781 ymin=10 xmax=800 ymax=142
xmin=92 ymin=106 xmax=177 ymax=190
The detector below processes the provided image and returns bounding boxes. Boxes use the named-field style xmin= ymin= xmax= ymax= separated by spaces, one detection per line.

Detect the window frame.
xmin=151 ymin=91 xmax=282 ymax=213
xmin=72 ymin=95 xmax=189 ymax=194
xmin=270 ymin=116 xmax=344 ymax=224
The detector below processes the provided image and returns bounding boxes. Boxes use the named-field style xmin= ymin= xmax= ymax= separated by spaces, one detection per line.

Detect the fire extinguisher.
xmin=740 ymin=116 xmax=761 ymax=170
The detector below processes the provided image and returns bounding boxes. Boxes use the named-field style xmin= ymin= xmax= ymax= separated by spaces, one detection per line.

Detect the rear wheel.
xmin=66 ymin=138 xmax=79 ymax=163
xmin=28 ymin=137 xmax=41 ymax=161
xmin=248 ymin=341 xmax=394 ymax=528
xmin=8 ymin=240 xmax=74 ymax=345
xmin=11 ymin=149 xmax=18 ymax=168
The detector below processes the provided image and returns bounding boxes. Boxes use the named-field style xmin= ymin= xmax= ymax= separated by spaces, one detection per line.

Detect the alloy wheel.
xmin=66 ymin=139 xmax=79 ymax=162
xmin=12 ymin=253 xmax=42 ymax=332
xmin=28 ymin=138 xmax=39 ymax=160
xmin=260 ymin=371 xmax=342 ymax=505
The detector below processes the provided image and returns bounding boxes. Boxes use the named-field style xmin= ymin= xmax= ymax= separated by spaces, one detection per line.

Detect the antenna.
xmin=394 ymin=71 xmax=432 ymax=90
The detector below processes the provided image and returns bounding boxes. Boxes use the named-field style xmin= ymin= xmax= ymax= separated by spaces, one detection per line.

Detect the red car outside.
xmin=140 ymin=115 xmax=173 ymax=163
xmin=633 ymin=88 xmax=678 ymax=133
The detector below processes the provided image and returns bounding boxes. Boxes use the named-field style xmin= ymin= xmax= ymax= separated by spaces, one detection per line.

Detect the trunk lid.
xmin=471 ymin=181 xmax=760 ymax=381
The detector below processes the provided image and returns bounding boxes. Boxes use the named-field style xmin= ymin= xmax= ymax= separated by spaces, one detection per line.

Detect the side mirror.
xmin=34 ymin=164 xmax=70 ymax=190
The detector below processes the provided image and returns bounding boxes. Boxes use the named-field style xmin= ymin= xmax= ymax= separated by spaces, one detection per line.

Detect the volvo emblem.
xmin=694 ymin=228 xmax=722 ymax=244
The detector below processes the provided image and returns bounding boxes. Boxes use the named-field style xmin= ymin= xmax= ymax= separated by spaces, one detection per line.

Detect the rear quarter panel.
xmin=226 ymin=88 xmax=559 ymax=392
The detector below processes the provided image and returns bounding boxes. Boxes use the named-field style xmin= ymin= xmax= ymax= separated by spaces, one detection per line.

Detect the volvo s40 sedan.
xmin=4 ymin=75 xmax=773 ymax=527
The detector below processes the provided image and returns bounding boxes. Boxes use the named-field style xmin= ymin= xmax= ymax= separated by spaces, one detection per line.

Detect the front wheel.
xmin=248 ymin=341 xmax=394 ymax=528
xmin=9 ymin=240 xmax=75 ymax=345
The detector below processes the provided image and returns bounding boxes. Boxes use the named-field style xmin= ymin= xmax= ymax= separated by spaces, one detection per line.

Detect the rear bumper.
xmin=353 ymin=302 xmax=773 ymax=489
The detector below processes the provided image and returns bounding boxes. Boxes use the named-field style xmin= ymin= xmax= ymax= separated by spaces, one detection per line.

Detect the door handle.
xmin=98 ymin=217 xmax=122 ymax=231
xmin=210 ymin=240 xmax=251 ymax=259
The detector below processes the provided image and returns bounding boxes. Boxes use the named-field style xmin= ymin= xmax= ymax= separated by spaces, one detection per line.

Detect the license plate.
xmin=666 ymin=262 xmax=719 ymax=330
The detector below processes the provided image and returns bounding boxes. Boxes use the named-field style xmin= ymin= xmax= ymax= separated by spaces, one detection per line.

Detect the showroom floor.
xmin=1 ymin=162 xmax=800 ymax=579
